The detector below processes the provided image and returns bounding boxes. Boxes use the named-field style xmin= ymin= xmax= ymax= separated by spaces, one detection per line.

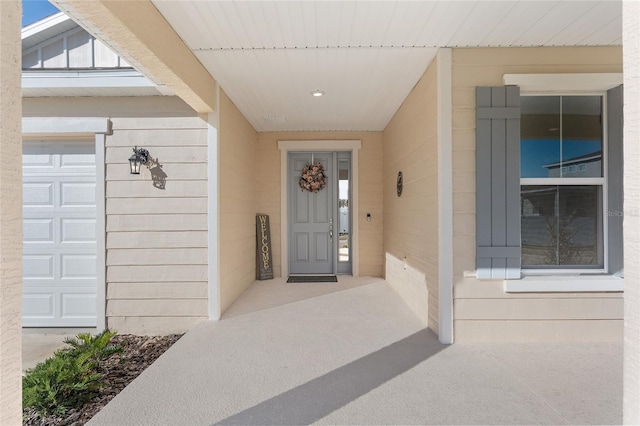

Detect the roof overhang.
xmin=22 ymin=69 xmax=174 ymax=97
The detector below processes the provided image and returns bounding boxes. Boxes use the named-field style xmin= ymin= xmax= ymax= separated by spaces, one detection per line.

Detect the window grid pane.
xmin=521 ymin=185 xmax=603 ymax=268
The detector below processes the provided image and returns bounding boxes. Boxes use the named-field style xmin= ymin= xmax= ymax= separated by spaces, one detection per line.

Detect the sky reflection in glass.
xmin=520 ymin=95 xmax=602 ymax=178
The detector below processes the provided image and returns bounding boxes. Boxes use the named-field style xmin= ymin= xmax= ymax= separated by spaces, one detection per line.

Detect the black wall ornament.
xmin=396 ymin=171 xmax=403 ymax=197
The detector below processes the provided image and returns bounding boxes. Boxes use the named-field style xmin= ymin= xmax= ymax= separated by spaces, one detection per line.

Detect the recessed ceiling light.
xmin=311 ymin=90 xmax=325 ymax=97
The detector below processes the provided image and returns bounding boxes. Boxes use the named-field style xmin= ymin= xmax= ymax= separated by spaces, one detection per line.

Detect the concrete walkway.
xmin=89 ymin=277 xmax=622 ymax=425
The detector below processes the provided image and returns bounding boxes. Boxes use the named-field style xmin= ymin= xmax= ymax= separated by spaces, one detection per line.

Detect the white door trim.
xmin=22 ymin=117 xmax=110 ymax=331
xmin=278 ymin=140 xmax=362 ymax=277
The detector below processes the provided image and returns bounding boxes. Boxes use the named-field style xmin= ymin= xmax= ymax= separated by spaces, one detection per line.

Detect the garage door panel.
xmin=23 ymin=153 xmax=54 ymax=169
xmin=61 ymin=218 xmax=96 ymax=242
xmin=22 ymin=294 xmax=55 ymax=318
xmin=23 ymin=255 xmax=55 ymax=279
xmin=61 ymin=254 xmax=96 ymax=278
xmin=61 ymin=293 xmax=96 ymax=317
xmin=61 ymin=182 xmax=96 ymax=206
xmin=60 ymin=153 xmax=96 ymax=168
xmin=23 ymin=140 xmax=97 ymax=327
xmin=23 ymin=219 xmax=54 ymax=242
xmin=23 ymin=183 xmax=54 ymax=207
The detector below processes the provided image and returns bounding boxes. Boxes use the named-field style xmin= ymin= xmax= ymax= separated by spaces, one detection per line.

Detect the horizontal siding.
xmin=383 ymin=58 xmax=439 ymax=333
xmin=108 ymin=316 xmax=206 ymax=335
xmin=107 ymin=198 xmax=207 ymax=215
xmin=218 ymin=90 xmax=258 ymax=314
xmin=107 ymin=181 xmax=207 ymax=198
xmin=107 ymin=249 xmax=208 ymax=265
xmin=107 ymin=282 xmax=208 ymax=299
xmin=106 ymin=214 xmax=208 ymax=232
xmin=106 ymin=146 xmax=208 ymax=164
xmin=455 ymin=298 xmax=623 ymax=320
xmin=103 ymin=114 xmax=209 ymax=334
xmin=106 ymin=129 xmax=207 ymax=147
xmin=107 ymin=231 xmax=207 ymax=249
xmin=255 ymin=131 xmax=384 ymax=280
xmin=451 ymin=47 xmax=623 ymax=342
xmin=107 ymin=265 xmax=208 ymax=283
xmin=455 ymin=320 xmax=623 ymax=342
xmin=106 ymin=299 xmax=208 ymax=317
xmin=107 ymin=163 xmax=208 ymax=181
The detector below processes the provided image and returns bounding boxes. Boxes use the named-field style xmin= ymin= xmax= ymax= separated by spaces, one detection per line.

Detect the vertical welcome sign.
xmin=256 ymin=214 xmax=274 ymax=280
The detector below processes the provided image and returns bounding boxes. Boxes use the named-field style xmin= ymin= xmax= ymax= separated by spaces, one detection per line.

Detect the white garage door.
xmin=23 ymin=140 xmax=97 ymax=327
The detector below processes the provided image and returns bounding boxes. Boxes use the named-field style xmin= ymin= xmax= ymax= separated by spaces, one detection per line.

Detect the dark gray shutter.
xmin=607 ymin=85 xmax=623 ymax=276
xmin=476 ymin=86 xmax=521 ymax=279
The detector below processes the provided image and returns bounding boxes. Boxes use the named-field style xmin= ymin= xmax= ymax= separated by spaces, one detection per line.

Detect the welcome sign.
xmin=256 ymin=214 xmax=274 ymax=280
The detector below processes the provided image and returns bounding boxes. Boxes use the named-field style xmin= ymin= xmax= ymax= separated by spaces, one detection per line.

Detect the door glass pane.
xmin=338 ymin=159 xmax=350 ymax=263
xmin=521 ymin=96 xmax=603 ymax=178
xmin=521 ymin=185 xmax=603 ymax=267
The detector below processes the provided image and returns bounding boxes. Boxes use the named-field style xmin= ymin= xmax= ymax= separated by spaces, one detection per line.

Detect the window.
xmin=476 ymin=81 xmax=622 ymax=284
xmin=520 ymin=95 xmax=605 ymax=270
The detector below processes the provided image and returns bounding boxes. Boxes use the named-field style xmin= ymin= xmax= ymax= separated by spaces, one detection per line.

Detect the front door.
xmin=289 ymin=152 xmax=334 ymax=274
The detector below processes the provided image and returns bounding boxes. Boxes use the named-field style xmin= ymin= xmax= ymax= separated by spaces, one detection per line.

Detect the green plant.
xmin=62 ymin=329 xmax=122 ymax=364
xmin=22 ymin=329 xmax=121 ymax=417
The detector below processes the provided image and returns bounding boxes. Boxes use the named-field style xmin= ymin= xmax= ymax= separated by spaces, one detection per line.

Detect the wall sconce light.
xmin=129 ymin=146 xmax=150 ymax=174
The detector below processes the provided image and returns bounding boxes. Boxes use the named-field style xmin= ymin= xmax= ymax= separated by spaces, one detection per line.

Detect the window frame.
xmin=495 ymin=74 xmax=623 ymax=292
xmin=519 ymin=91 xmax=609 ymax=275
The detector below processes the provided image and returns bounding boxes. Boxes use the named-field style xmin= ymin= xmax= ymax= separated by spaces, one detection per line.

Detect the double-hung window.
xmin=520 ymin=95 xmax=605 ymax=271
xmin=475 ymin=75 xmax=623 ymax=286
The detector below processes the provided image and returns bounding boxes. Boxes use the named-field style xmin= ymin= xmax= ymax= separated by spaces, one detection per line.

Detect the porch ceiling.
xmin=153 ymin=0 xmax=621 ymax=132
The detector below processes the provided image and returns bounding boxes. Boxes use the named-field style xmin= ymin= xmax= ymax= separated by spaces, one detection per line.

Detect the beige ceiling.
xmin=151 ymin=1 xmax=622 ymax=132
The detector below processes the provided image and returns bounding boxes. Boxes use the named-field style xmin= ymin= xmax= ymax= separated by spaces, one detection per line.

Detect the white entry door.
xmin=22 ymin=140 xmax=97 ymax=327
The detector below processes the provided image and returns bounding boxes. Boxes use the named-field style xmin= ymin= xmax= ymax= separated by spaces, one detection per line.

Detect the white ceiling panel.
xmin=152 ymin=0 xmax=622 ymax=132
xmin=512 ymin=1 xmax=602 ymax=46
xmin=196 ymin=46 xmax=437 ymax=131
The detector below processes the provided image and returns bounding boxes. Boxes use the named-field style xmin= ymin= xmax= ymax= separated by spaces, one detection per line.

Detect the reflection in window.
xmin=338 ymin=159 xmax=350 ymax=263
xmin=521 ymin=185 xmax=603 ymax=267
xmin=520 ymin=96 xmax=602 ymax=178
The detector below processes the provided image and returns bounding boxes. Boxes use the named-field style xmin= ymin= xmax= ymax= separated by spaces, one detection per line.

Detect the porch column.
xmin=0 ymin=0 xmax=23 ymax=423
xmin=624 ymin=1 xmax=640 ymax=424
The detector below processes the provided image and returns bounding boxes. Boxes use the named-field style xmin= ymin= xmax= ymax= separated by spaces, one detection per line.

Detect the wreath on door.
xmin=299 ymin=162 xmax=327 ymax=193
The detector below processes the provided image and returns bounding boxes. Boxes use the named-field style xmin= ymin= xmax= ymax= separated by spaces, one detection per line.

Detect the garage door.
xmin=23 ymin=140 xmax=97 ymax=327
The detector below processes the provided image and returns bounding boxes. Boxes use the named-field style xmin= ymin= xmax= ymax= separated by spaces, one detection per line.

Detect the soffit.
xmin=153 ymin=1 xmax=622 ymax=132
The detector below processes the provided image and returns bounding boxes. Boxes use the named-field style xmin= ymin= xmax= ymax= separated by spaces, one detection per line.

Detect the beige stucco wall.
xmin=452 ymin=47 xmax=624 ymax=342
xmin=256 ymin=132 xmax=384 ymax=278
xmin=624 ymin=2 xmax=640 ymax=422
xmin=0 ymin=1 xmax=23 ymax=422
xmin=382 ymin=57 xmax=439 ymax=330
xmin=24 ymin=96 xmax=209 ymax=334
xmin=219 ymin=90 xmax=258 ymax=313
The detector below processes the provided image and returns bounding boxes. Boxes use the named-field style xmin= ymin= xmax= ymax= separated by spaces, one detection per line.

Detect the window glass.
xmin=521 ymin=185 xmax=603 ymax=267
xmin=338 ymin=159 xmax=350 ymax=263
xmin=521 ymin=96 xmax=602 ymax=178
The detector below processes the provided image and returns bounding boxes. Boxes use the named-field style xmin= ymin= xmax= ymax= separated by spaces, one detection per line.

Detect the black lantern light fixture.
xmin=129 ymin=146 xmax=150 ymax=174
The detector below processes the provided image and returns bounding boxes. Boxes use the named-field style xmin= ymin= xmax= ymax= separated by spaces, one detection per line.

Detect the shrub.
xmin=62 ymin=329 xmax=122 ymax=364
xmin=23 ymin=329 xmax=121 ymax=417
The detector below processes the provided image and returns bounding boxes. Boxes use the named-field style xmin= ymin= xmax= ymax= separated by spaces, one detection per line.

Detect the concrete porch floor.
xmin=87 ymin=277 xmax=622 ymax=425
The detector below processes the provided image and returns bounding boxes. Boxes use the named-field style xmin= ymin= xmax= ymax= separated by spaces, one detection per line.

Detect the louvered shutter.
xmin=476 ymin=86 xmax=521 ymax=279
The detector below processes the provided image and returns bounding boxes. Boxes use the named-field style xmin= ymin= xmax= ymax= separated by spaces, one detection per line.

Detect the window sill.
xmin=504 ymin=275 xmax=623 ymax=293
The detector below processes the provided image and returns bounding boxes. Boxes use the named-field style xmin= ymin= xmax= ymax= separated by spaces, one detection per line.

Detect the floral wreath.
xmin=299 ymin=162 xmax=327 ymax=193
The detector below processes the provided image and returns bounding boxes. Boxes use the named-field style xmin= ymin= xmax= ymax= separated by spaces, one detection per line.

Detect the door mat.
xmin=287 ymin=275 xmax=338 ymax=283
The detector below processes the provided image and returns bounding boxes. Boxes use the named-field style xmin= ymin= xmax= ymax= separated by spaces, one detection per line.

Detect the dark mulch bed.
xmin=23 ymin=334 xmax=183 ymax=426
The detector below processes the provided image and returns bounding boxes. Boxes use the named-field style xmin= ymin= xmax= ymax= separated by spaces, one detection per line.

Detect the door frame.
xmin=22 ymin=117 xmax=110 ymax=331
xmin=278 ymin=140 xmax=361 ymax=277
